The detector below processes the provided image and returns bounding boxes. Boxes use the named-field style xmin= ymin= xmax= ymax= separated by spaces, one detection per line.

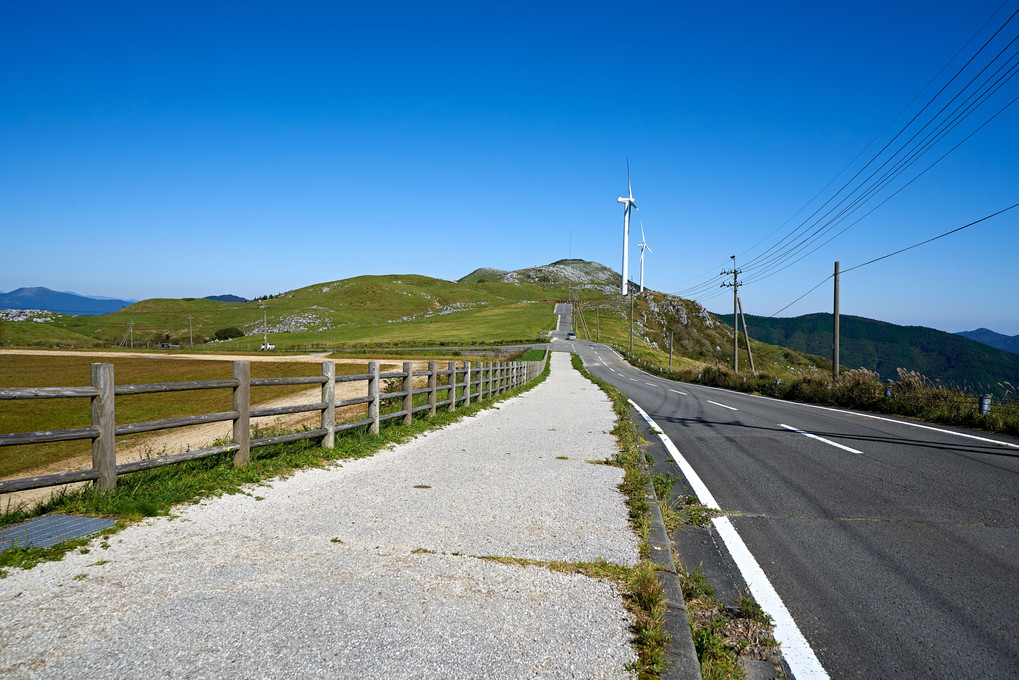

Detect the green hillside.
xmin=722 ymin=312 xmax=1019 ymax=394
xmin=5 ymin=273 xmax=568 ymax=350
xmin=572 ymin=290 xmax=830 ymax=379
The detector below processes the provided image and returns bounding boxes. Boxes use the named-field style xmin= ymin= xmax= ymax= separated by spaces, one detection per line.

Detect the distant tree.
xmin=214 ymin=327 xmax=244 ymax=341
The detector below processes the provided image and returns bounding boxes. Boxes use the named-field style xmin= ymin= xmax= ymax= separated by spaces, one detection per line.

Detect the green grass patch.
xmin=517 ymin=348 xmax=548 ymax=362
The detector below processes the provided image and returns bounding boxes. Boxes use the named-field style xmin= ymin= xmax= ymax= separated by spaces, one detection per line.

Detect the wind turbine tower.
xmin=617 ymin=160 xmax=637 ymax=295
xmin=638 ymin=221 xmax=652 ymax=293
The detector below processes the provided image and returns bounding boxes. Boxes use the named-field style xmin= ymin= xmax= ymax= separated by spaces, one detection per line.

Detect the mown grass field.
xmin=0 ymin=354 xmax=367 ymax=479
xmin=214 ymin=301 xmax=559 ymax=350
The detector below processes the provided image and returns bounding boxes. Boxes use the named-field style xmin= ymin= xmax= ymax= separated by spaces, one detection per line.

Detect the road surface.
xmin=563 ymin=336 xmax=1019 ymax=680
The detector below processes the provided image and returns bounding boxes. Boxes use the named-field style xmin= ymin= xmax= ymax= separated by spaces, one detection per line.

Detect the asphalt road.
xmin=558 ymin=337 xmax=1019 ymax=680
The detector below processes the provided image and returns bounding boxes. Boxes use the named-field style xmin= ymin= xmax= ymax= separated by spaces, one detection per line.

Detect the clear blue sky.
xmin=3 ymin=1 xmax=1017 ymax=333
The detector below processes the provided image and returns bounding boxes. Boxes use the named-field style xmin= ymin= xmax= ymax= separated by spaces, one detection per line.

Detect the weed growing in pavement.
xmin=677 ymin=496 xmax=722 ymax=527
xmin=680 ymin=564 xmax=784 ymax=680
xmin=652 ymin=473 xmax=680 ymax=502
xmin=658 ymin=500 xmax=681 ymax=534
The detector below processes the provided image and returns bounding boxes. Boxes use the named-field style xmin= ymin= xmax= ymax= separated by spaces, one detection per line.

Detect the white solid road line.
xmin=707 ymin=400 xmax=738 ymax=411
xmin=779 ymin=423 xmax=862 ymax=454
xmin=627 ymin=399 xmax=830 ymax=680
xmin=669 ymin=389 xmax=687 ymax=395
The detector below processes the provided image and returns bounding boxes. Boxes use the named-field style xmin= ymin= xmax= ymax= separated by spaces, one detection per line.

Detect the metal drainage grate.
xmin=0 ymin=514 xmax=115 ymax=551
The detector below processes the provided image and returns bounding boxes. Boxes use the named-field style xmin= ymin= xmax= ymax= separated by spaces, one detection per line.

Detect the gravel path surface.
xmin=0 ymin=353 xmax=639 ymax=679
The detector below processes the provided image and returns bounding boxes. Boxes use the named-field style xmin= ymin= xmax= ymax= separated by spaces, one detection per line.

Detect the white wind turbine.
xmin=637 ymin=221 xmax=652 ymax=293
xmin=617 ymin=160 xmax=637 ymax=296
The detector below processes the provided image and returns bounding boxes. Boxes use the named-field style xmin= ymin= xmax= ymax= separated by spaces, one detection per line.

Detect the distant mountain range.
xmin=0 ymin=287 xmax=135 ymax=315
xmin=721 ymin=312 xmax=1019 ymax=393
xmin=0 ymin=287 xmax=247 ymax=315
xmin=956 ymin=328 xmax=1019 ymax=355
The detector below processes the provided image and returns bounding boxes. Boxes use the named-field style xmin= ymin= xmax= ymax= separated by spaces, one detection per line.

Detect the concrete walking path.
xmin=0 ymin=353 xmax=642 ymax=679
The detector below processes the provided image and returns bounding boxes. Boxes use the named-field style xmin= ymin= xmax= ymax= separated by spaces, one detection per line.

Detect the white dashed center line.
xmin=707 ymin=400 xmax=738 ymax=411
xmin=779 ymin=424 xmax=862 ymax=454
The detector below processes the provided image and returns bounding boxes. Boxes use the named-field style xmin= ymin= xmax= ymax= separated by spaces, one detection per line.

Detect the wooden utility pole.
xmin=596 ymin=307 xmax=600 ymax=342
xmin=188 ymin=314 xmax=194 ymax=348
xmin=833 ymin=261 xmax=840 ymax=381
xmin=721 ymin=256 xmax=742 ymax=372
xmin=669 ymin=331 xmax=673 ymax=370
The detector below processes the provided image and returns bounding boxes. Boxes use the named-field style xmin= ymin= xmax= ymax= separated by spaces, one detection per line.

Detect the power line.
xmin=743 ymin=88 xmax=1019 ymax=286
xmin=739 ymin=7 xmax=1019 ymax=276
xmin=841 ymin=201 xmax=1019 ymax=274
xmin=766 ymin=202 xmax=1019 ymax=316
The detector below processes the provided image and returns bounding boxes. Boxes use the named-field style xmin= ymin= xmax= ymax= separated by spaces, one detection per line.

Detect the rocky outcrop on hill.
xmin=460 ymin=259 xmax=623 ymax=293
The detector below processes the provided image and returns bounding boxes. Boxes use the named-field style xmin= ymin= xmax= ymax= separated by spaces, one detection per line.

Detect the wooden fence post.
xmin=90 ymin=363 xmax=116 ymax=491
xmin=428 ymin=361 xmax=437 ymax=417
xmin=464 ymin=362 xmax=472 ymax=407
xmin=403 ymin=361 xmax=414 ymax=425
xmin=321 ymin=361 xmax=335 ymax=449
xmin=369 ymin=361 xmax=380 ymax=435
xmin=477 ymin=361 xmax=485 ymax=402
xmin=232 ymin=361 xmax=250 ymax=467
xmin=448 ymin=361 xmax=457 ymax=412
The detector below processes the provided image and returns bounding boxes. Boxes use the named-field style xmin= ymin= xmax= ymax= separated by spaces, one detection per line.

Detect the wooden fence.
xmin=0 ymin=353 xmax=549 ymax=496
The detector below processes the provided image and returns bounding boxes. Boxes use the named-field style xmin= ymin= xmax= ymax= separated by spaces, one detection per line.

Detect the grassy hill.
xmin=5 ymin=274 xmax=569 ymax=350
xmin=721 ymin=312 xmax=1019 ymax=394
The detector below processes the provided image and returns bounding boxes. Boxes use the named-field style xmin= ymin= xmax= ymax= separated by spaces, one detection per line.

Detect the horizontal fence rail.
xmin=0 ymin=351 xmax=549 ymax=496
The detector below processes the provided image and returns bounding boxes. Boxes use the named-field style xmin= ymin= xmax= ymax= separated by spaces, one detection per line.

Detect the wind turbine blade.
xmin=647 ymin=246 xmax=653 ymax=254
xmin=627 ymin=157 xmax=632 ymax=199
xmin=640 ymin=221 xmax=645 ymax=242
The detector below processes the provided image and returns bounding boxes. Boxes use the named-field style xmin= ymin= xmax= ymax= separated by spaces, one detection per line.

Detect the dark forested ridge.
xmin=957 ymin=328 xmax=1019 ymax=355
xmin=720 ymin=312 xmax=1019 ymax=394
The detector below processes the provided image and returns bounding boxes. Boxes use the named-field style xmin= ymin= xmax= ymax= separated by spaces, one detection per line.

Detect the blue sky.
xmin=2 ymin=1 xmax=1017 ymax=333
